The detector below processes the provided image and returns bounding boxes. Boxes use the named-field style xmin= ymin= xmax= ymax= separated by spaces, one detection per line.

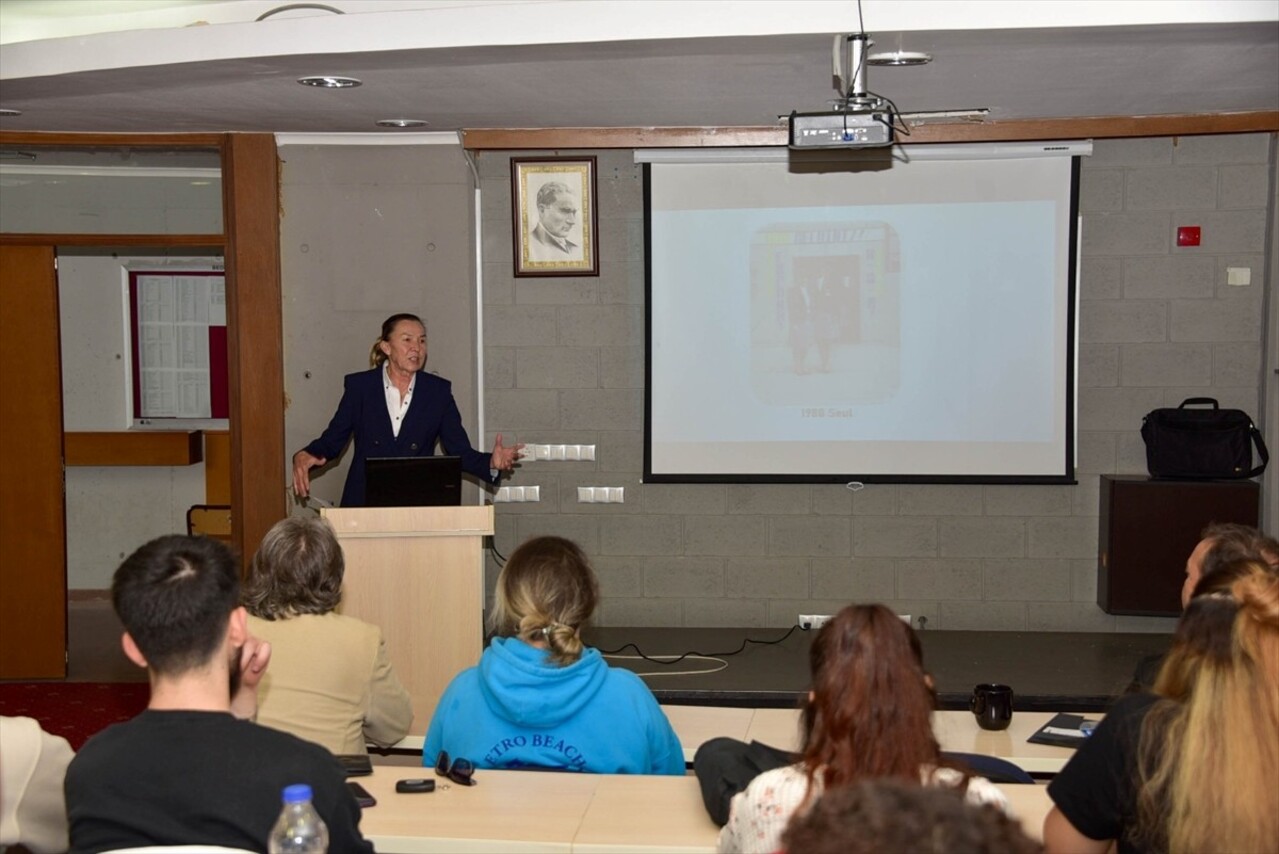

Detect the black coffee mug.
xmin=970 ymin=683 xmax=1014 ymax=731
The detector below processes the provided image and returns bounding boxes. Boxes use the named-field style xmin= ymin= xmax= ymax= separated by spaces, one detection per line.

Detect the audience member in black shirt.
xmin=64 ymin=534 xmax=373 ymax=854
xmin=1046 ymin=562 xmax=1278 ymax=854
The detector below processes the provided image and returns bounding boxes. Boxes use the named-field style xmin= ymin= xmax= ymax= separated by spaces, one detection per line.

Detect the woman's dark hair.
xmin=1197 ymin=523 xmax=1279 ymax=587
xmin=1193 ymin=534 xmax=1279 ymax=598
xmin=370 ymin=312 xmax=425 ymax=367
xmin=489 ymin=536 xmax=599 ymax=666
xmin=801 ymin=604 xmax=956 ymax=794
xmin=242 ymin=516 xmax=344 ymax=620
xmin=781 ymin=779 xmax=1041 ymax=854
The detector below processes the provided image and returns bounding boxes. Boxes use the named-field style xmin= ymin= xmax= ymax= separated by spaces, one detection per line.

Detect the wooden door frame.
xmin=0 ymin=244 xmax=67 ymax=677
xmin=0 ymin=131 xmax=284 ymax=566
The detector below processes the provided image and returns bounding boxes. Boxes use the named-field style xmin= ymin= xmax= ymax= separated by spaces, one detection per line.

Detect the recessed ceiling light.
xmin=375 ymin=119 xmax=429 ymax=128
xmin=867 ymin=51 xmax=932 ymax=66
xmin=0 ymin=108 xmax=22 ymax=117
xmin=297 ymin=76 xmax=362 ymax=88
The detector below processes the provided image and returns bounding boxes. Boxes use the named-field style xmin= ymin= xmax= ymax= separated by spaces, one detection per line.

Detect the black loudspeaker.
xmin=1098 ymin=475 xmax=1260 ymax=616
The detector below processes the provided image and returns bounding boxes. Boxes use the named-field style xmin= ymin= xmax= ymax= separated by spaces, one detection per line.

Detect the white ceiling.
xmin=0 ymin=1 xmax=1276 ymax=135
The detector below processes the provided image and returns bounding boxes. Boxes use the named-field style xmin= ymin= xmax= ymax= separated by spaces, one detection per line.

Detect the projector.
xmin=789 ymin=109 xmax=895 ymax=149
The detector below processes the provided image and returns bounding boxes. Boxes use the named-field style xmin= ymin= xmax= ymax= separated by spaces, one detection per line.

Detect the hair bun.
xmin=547 ymin=622 xmax=583 ymax=660
xmin=1234 ymin=571 xmax=1279 ymax=626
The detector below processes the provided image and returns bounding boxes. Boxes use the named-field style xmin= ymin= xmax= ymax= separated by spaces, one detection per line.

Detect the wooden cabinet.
xmin=64 ymin=431 xmax=203 ymax=466
xmin=1098 ymin=475 xmax=1260 ymax=616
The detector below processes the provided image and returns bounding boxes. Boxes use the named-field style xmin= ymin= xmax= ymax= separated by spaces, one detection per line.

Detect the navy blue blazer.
xmin=304 ymin=367 xmax=496 ymax=507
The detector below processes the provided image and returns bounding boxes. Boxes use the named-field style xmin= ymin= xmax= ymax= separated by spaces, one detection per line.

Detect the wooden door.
xmin=0 ymin=244 xmax=67 ymax=678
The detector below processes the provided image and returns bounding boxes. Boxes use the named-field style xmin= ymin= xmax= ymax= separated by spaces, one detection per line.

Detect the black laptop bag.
xmin=1141 ymin=397 xmax=1268 ymax=479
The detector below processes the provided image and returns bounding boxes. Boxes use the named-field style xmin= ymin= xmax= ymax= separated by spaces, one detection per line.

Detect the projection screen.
xmin=643 ymin=143 xmax=1082 ymax=483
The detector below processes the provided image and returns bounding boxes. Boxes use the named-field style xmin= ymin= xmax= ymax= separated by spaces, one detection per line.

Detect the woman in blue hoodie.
xmin=422 ymin=536 xmax=685 ymax=775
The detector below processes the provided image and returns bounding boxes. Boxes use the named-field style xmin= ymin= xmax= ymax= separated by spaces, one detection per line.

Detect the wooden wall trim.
xmin=461 ymin=111 xmax=1279 ymax=150
xmin=902 ymin=112 xmax=1279 ymax=143
xmin=222 ymin=133 xmax=285 ymax=563
xmin=0 ymin=131 xmax=225 ymax=147
xmin=0 ymin=234 xmax=224 ymax=246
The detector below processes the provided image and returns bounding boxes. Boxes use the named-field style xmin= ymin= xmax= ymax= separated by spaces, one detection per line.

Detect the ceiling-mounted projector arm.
xmin=800 ymin=25 xmax=910 ymax=148
xmin=843 ymin=33 xmax=871 ymax=99
xmin=833 ymin=32 xmax=889 ymax=114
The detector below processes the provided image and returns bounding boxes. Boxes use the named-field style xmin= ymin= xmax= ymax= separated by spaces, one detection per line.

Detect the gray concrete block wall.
xmin=479 ymin=136 xmax=1274 ymax=631
xmin=281 ymin=144 xmax=485 ymax=508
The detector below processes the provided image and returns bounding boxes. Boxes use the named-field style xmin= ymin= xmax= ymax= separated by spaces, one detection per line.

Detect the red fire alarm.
xmin=1176 ymin=226 xmax=1201 ymax=247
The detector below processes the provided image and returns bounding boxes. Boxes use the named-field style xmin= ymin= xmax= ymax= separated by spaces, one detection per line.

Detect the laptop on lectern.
xmin=364 ymin=456 xmax=463 ymax=507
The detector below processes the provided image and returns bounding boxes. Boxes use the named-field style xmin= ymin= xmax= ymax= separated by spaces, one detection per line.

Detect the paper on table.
xmin=1027 ymin=713 xmax=1095 ymax=748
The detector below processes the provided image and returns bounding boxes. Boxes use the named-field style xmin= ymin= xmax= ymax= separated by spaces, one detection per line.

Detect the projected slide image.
xmin=646 ymin=153 xmax=1077 ymax=479
xmin=749 ymin=222 xmax=900 ymax=407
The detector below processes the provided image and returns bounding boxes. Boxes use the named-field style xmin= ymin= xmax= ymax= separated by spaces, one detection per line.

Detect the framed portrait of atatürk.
xmin=511 ymin=156 xmax=598 ymax=277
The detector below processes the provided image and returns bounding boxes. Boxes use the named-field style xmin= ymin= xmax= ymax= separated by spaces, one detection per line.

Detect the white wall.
xmin=59 ymin=252 xmax=211 ymax=588
xmin=278 ymin=144 xmax=480 ymax=509
xmin=0 ymin=174 xmax=221 ymax=235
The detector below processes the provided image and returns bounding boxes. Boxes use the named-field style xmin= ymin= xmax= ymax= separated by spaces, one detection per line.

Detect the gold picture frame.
xmin=511 ymin=156 xmax=598 ymax=277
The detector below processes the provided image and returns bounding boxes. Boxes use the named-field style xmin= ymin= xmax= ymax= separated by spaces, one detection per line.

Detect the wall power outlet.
xmin=798 ymin=614 xmax=834 ymax=630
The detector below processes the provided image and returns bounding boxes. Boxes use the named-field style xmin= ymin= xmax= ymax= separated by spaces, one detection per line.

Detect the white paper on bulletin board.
xmin=132 ymin=271 xmax=226 ymax=419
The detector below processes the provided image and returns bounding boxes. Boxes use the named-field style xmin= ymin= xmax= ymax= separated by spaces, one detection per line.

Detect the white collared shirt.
xmin=383 ymin=363 xmax=415 ymax=438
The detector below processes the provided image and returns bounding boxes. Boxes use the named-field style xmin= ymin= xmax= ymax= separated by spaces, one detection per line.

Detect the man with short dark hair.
xmin=64 ymin=535 xmax=373 ymax=853
xmin=1179 ymin=521 xmax=1279 ymax=606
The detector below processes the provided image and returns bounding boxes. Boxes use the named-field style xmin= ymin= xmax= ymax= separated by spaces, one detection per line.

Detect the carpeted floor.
xmin=1 ymin=600 xmax=150 ymax=751
xmin=0 ymin=681 xmax=149 ymax=750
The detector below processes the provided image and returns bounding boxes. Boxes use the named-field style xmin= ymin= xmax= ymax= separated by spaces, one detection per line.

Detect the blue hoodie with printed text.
xmin=422 ymin=636 xmax=685 ymax=775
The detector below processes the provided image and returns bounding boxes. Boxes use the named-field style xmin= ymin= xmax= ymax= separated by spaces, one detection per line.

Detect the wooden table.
xmin=744 ymin=708 xmax=1085 ymax=775
xmin=358 ymin=766 xmax=597 ymax=852
xmin=356 ymin=767 xmax=718 ymax=853
xmin=1001 ymin=783 xmax=1054 ymax=844
xmin=572 ymin=774 xmax=720 ymax=853
xmin=659 ymin=705 xmax=754 ymax=760
xmin=387 ymin=705 xmax=756 ymax=763
xmin=386 ymin=706 xmax=1083 ymax=774
xmin=355 ymin=767 xmax=1050 ymax=853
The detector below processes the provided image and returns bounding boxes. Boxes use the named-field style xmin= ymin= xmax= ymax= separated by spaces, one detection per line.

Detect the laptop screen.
xmin=364 ymin=456 xmax=463 ymax=507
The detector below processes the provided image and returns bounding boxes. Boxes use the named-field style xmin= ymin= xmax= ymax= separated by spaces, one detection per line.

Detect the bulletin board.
xmin=128 ymin=270 xmax=228 ymax=420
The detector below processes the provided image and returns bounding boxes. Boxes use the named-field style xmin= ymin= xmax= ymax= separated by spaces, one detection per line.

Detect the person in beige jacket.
xmin=244 ymin=515 xmax=412 ymax=755
xmin=1 ymin=716 xmax=73 ymax=854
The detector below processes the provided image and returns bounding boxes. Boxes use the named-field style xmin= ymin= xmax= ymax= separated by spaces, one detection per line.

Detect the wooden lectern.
xmin=322 ymin=505 xmax=494 ymax=735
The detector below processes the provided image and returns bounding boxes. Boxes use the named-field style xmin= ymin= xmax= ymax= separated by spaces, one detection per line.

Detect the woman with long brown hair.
xmin=1045 ymin=562 xmax=1279 ymax=854
xmin=717 ymin=604 xmax=1005 ymax=854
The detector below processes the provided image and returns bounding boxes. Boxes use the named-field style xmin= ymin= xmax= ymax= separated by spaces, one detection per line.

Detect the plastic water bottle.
xmin=268 ymin=784 xmax=329 ymax=853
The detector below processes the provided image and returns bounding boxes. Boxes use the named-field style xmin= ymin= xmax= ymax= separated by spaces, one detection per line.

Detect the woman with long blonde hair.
xmin=1045 ymin=561 xmax=1279 ymax=854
